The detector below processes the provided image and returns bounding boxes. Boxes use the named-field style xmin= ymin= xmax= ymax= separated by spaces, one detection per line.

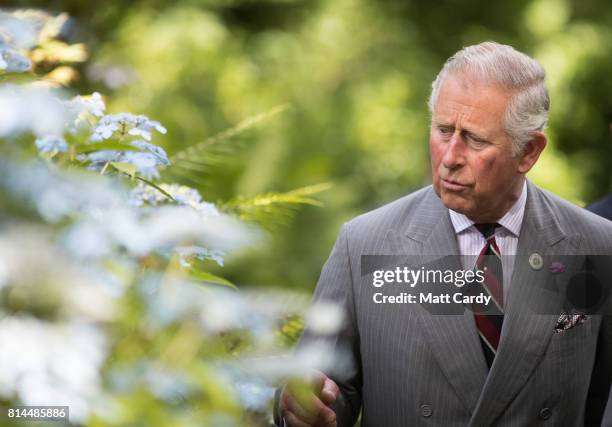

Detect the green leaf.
xmin=188 ymin=268 xmax=237 ymax=290
xmin=110 ymin=161 xmax=137 ymax=178
xmin=74 ymin=141 xmax=141 ymax=154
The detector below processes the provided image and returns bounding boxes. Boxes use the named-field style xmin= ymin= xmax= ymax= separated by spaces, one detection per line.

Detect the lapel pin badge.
xmin=549 ymin=261 xmax=565 ymax=273
xmin=529 ymin=253 xmax=543 ymax=270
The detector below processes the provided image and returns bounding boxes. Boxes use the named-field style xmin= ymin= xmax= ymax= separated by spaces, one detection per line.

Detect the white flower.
xmin=231 ymin=342 xmax=348 ymax=381
xmin=62 ymin=220 xmax=112 ymax=259
xmin=232 ymin=377 xmax=274 ymax=410
xmin=121 ymin=151 xmax=160 ymax=179
xmin=167 ymin=184 xmax=201 ymax=205
xmin=193 ymin=201 xmax=220 ymax=217
xmin=35 ymin=134 xmax=68 ymax=153
xmin=127 ymin=117 xmax=167 ymax=141
xmin=85 ymin=150 xmax=120 ymax=172
xmin=199 ymin=290 xmax=255 ymax=333
xmin=91 ymin=121 xmax=118 ymax=141
xmin=0 ymin=225 xmax=119 ymax=321
xmin=88 ymin=92 xmax=105 ymax=116
xmin=155 ymin=123 xmax=167 ymax=134
xmin=90 ymin=113 xmax=133 ymax=141
xmin=1 ymin=158 xmax=256 ymax=257
xmin=305 ymin=301 xmax=345 ymax=335
xmin=0 ymin=46 xmax=31 ymax=72
xmin=134 ymin=115 xmax=167 ymax=135
xmin=128 ymin=183 xmax=210 ymax=210
xmin=105 ymin=205 xmax=255 ymax=256
xmin=130 ymin=139 xmax=170 ymax=166
xmin=71 ymin=92 xmax=105 ymax=118
xmin=84 ymin=143 xmax=168 ymax=179
xmin=0 ymin=11 xmax=39 ymax=50
xmin=0 ymin=84 xmax=67 ymax=137
xmin=0 ymin=10 xmax=36 ymax=74
xmin=0 ymin=317 xmax=106 ymax=423
xmin=90 ymin=113 xmax=166 ymax=144
xmin=128 ymin=127 xmax=151 ymax=141
xmin=0 ymin=159 xmax=124 ymax=222
xmin=128 ymin=183 xmax=167 ymax=207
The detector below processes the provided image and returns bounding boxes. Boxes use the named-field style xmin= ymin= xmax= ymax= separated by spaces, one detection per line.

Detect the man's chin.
xmin=439 ymin=192 xmax=471 ymax=215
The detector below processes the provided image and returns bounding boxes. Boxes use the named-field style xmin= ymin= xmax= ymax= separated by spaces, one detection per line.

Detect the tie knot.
xmin=474 ymin=223 xmax=498 ymax=239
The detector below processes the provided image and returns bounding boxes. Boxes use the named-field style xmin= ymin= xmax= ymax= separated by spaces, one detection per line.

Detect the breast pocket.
xmin=546 ymin=316 xmax=594 ymax=356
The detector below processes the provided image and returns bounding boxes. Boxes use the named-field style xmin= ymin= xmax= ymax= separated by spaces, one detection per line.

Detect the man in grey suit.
xmin=275 ymin=42 xmax=612 ymax=426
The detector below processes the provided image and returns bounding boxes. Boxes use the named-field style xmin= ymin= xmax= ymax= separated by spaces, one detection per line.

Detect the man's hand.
xmin=279 ymin=370 xmax=340 ymax=427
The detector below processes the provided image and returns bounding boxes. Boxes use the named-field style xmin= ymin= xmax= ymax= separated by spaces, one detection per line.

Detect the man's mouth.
xmin=441 ymin=178 xmax=469 ymax=191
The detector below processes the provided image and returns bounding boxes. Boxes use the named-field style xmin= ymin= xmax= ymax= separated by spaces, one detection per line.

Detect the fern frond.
xmin=222 ymin=182 xmax=332 ymax=228
xmin=166 ymin=168 xmax=209 ymax=188
xmin=164 ymin=103 xmax=292 ymax=189
xmin=170 ymin=103 xmax=292 ymax=162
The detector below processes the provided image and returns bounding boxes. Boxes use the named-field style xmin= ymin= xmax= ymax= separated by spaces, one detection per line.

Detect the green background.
xmin=7 ymin=0 xmax=612 ymax=292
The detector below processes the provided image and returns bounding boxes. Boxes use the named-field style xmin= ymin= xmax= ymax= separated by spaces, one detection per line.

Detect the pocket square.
xmin=554 ymin=311 xmax=586 ymax=333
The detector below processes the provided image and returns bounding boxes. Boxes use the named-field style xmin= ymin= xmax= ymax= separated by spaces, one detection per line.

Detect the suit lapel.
xmin=469 ymin=181 xmax=579 ymax=426
xmin=389 ymin=188 xmax=489 ymax=414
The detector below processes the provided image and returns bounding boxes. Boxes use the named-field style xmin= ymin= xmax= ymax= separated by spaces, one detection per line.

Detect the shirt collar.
xmin=448 ymin=180 xmax=527 ymax=237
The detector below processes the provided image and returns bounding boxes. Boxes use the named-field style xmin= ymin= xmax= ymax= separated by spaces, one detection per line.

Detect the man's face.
xmin=429 ymin=74 xmax=525 ymax=222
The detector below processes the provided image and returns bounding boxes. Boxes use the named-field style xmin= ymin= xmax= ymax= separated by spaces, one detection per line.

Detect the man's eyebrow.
xmin=433 ymin=120 xmax=489 ymax=140
xmin=462 ymin=129 xmax=489 ymax=141
xmin=433 ymin=120 xmax=454 ymax=128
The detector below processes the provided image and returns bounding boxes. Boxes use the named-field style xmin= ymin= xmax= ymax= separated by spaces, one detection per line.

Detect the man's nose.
xmin=441 ymin=133 xmax=465 ymax=169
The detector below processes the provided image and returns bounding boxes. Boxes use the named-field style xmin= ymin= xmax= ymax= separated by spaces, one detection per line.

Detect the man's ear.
xmin=517 ymin=131 xmax=547 ymax=174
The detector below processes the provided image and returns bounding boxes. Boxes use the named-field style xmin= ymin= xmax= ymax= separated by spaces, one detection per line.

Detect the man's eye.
xmin=468 ymin=136 xmax=488 ymax=148
xmin=438 ymin=127 xmax=453 ymax=135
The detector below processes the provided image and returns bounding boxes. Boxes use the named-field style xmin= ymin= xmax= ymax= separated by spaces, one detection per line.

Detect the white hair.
xmin=427 ymin=41 xmax=549 ymax=155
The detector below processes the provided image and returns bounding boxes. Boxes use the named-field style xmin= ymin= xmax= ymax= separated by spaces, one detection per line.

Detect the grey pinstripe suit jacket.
xmin=293 ymin=181 xmax=612 ymax=427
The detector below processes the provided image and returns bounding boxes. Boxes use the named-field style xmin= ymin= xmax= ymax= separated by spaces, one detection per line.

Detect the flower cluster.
xmin=0 ymin=160 xmax=254 ymax=257
xmin=35 ymin=134 xmax=68 ymax=153
xmin=85 ymin=142 xmax=170 ymax=180
xmin=6 ymin=87 xmax=173 ymax=180
xmin=70 ymin=92 xmax=106 ymax=119
xmin=0 ymin=317 xmax=106 ymax=422
xmin=129 ymin=181 xmax=218 ymax=214
xmin=0 ymin=11 xmax=34 ymax=73
xmin=0 ymin=42 xmax=31 ymax=72
xmin=91 ymin=112 xmax=167 ymax=142
xmin=83 ymin=113 xmax=170 ymax=179
xmin=0 ymin=8 xmax=337 ymax=425
xmin=0 ymin=84 xmax=67 ymax=137
xmin=0 ymin=81 xmax=169 ymax=182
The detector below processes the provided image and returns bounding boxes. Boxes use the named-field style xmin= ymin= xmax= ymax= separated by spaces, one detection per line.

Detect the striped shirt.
xmin=448 ymin=180 xmax=527 ymax=300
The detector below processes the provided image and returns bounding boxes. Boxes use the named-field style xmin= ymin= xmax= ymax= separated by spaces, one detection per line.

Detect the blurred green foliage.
xmin=6 ymin=0 xmax=611 ymax=294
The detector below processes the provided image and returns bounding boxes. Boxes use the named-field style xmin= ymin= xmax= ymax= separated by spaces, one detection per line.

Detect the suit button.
xmin=539 ymin=407 xmax=552 ymax=420
xmin=420 ymin=404 xmax=433 ymax=418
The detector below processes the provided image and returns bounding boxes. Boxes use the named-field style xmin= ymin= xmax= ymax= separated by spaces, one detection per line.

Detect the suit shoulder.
xmin=343 ymin=185 xmax=435 ymax=236
xmin=536 ymin=186 xmax=612 ymax=242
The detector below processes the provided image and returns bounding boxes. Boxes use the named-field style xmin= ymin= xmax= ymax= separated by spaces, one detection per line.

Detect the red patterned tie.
xmin=473 ymin=223 xmax=504 ymax=368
